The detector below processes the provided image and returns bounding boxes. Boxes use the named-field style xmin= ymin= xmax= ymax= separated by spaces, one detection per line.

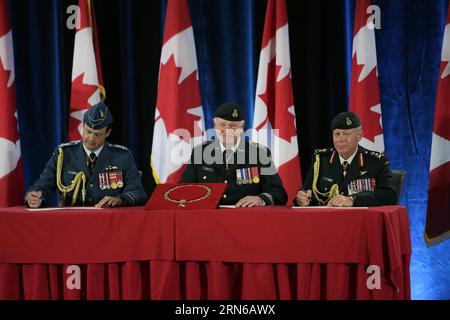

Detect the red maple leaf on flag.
xmin=70 ymin=73 xmax=99 ymax=112
xmin=433 ymin=63 xmax=450 ymax=140
xmin=0 ymin=61 xmax=18 ymax=142
xmin=351 ymin=57 xmax=383 ymax=144
xmin=258 ymin=59 xmax=296 ymax=142
xmin=156 ymin=55 xmax=202 ymax=140
xmin=69 ymin=73 xmax=99 ymax=138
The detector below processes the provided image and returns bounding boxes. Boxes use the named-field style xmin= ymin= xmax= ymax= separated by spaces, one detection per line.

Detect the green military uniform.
xmin=297 ymin=111 xmax=397 ymax=207
xmin=182 ymin=139 xmax=288 ymax=205
xmin=181 ymin=102 xmax=287 ymax=206
xmin=300 ymin=146 xmax=397 ymax=206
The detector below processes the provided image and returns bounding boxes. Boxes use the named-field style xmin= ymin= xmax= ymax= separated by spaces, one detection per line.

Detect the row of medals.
xmin=237 ymin=177 xmax=260 ymax=185
xmin=236 ymin=171 xmax=260 ymax=185
xmin=99 ymin=173 xmax=124 ymax=190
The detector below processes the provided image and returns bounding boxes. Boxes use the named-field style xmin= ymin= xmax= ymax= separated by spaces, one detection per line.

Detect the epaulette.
xmin=314 ymin=147 xmax=333 ymax=155
xmin=249 ymin=141 xmax=268 ymax=150
xmin=107 ymin=143 xmax=129 ymax=151
xmin=365 ymin=150 xmax=384 ymax=160
xmin=58 ymin=141 xmax=80 ymax=148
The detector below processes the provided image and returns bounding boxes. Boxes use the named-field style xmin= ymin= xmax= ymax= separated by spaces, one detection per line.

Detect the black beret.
xmin=213 ymin=102 xmax=244 ymax=121
xmin=330 ymin=112 xmax=361 ymax=131
xmin=83 ymin=101 xmax=114 ymax=130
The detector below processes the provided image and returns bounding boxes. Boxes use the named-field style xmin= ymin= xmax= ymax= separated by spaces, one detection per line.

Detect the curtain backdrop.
xmin=6 ymin=0 xmax=450 ymax=299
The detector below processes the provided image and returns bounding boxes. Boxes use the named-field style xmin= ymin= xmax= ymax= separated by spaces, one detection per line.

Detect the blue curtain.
xmin=373 ymin=0 xmax=450 ymax=299
xmin=190 ymin=0 xmax=262 ymax=131
xmin=6 ymin=0 xmax=450 ymax=299
xmin=8 ymin=0 xmax=70 ymax=200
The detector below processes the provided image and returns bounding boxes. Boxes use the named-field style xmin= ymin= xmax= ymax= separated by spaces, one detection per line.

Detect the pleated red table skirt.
xmin=0 ymin=206 xmax=412 ymax=300
xmin=0 ymin=260 xmax=410 ymax=300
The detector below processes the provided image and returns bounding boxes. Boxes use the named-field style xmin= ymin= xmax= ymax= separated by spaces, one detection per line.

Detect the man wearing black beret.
xmin=182 ymin=102 xmax=288 ymax=207
xmin=25 ymin=102 xmax=147 ymax=208
xmin=295 ymin=111 xmax=396 ymax=207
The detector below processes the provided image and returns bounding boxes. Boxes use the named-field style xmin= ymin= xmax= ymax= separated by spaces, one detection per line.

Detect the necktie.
xmin=342 ymin=161 xmax=349 ymax=177
xmin=88 ymin=152 xmax=97 ymax=174
xmin=224 ymin=149 xmax=234 ymax=170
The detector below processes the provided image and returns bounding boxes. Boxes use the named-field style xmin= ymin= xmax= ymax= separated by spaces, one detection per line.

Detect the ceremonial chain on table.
xmin=163 ymin=184 xmax=212 ymax=207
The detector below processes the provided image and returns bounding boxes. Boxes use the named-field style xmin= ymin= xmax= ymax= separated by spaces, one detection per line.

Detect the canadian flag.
xmin=349 ymin=0 xmax=384 ymax=152
xmin=68 ymin=0 xmax=105 ymax=141
xmin=0 ymin=0 xmax=24 ymax=207
xmin=425 ymin=5 xmax=450 ymax=246
xmin=251 ymin=0 xmax=301 ymax=203
xmin=151 ymin=0 xmax=205 ymax=183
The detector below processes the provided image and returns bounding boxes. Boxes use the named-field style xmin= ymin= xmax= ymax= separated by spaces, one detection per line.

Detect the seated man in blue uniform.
xmin=25 ymin=102 xmax=147 ymax=208
xmin=295 ymin=111 xmax=396 ymax=207
xmin=182 ymin=102 xmax=288 ymax=207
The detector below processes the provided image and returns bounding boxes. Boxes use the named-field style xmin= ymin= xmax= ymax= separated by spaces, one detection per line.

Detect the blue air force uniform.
xmin=26 ymin=102 xmax=147 ymax=207
xmin=27 ymin=141 xmax=147 ymax=206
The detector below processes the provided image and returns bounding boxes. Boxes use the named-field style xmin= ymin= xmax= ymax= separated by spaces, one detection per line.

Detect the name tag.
xmin=321 ymin=176 xmax=334 ymax=183
xmin=201 ymin=166 xmax=214 ymax=172
xmin=68 ymin=171 xmax=78 ymax=175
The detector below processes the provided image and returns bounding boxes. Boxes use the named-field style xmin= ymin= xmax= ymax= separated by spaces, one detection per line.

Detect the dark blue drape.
xmin=373 ymin=0 xmax=450 ymax=299
xmin=6 ymin=0 xmax=450 ymax=299
xmin=190 ymin=0 xmax=263 ymax=131
xmin=9 ymin=0 xmax=69 ymax=193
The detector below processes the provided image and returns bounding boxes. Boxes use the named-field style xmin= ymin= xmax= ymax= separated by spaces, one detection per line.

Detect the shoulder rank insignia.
xmin=107 ymin=143 xmax=129 ymax=151
xmin=314 ymin=148 xmax=332 ymax=155
xmin=58 ymin=141 xmax=80 ymax=148
xmin=250 ymin=141 xmax=268 ymax=151
xmin=369 ymin=151 xmax=384 ymax=159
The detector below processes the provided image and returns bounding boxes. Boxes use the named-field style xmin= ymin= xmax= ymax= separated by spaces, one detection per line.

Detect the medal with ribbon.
xmin=236 ymin=167 xmax=260 ymax=185
xmin=347 ymin=178 xmax=377 ymax=195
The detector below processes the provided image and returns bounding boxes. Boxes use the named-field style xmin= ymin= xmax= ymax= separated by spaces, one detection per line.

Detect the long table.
xmin=0 ymin=206 xmax=411 ymax=300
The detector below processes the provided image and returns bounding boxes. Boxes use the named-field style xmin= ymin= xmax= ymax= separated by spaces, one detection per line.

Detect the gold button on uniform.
xmin=203 ymin=176 xmax=206 ymax=180
xmin=223 ymin=194 xmax=227 ymax=199
xmin=224 ymin=180 xmax=228 ymax=183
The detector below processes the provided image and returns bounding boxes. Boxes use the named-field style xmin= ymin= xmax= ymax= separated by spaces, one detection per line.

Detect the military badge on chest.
xmin=236 ymin=167 xmax=260 ymax=185
xmin=347 ymin=178 xmax=376 ymax=195
xmin=98 ymin=166 xmax=124 ymax=190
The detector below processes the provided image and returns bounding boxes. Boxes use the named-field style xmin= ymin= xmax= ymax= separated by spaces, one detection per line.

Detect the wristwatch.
xmin=349 ymin=194 xmax=358 ymax=206
xmin=117 ymin=195 xmax=127 ymax=206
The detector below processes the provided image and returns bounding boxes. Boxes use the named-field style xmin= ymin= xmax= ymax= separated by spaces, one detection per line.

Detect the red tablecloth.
xmin=0 ymin=206 xmax=411 ymax=300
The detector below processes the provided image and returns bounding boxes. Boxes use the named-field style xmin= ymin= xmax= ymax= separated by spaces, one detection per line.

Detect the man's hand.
xmin=236 ymin=196 xmax=264 ymax=208
xmin=95 ymin=196 xmax=123 ymax=208
xmin=26 ymin=191 xmax=43 ymax=208
xmin=327 ymin=195 xmax=354 ymax=207
xmin=295 ymin=190 xmax=312 ymax=206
